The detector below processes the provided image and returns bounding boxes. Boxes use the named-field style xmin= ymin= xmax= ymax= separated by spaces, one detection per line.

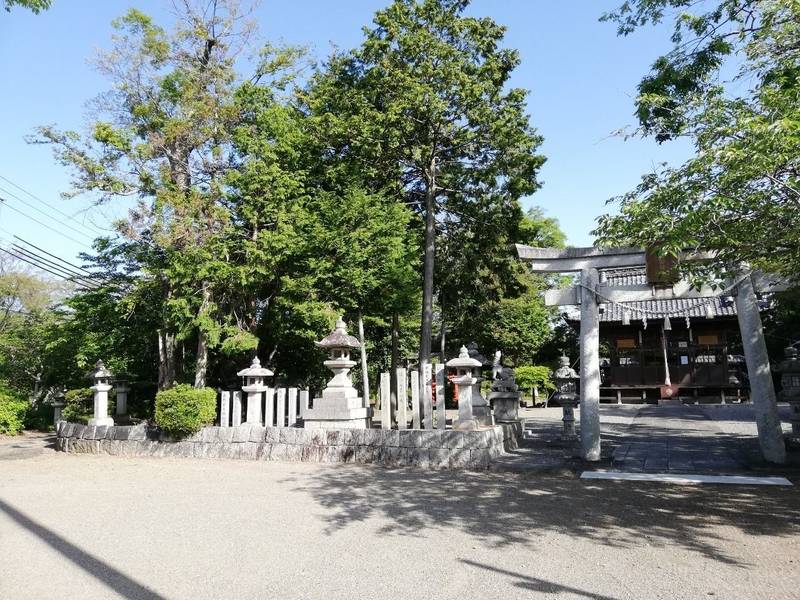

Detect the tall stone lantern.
xmin=303 ymin=317 xmax=368 ymax=430
xmin=554 ymin=355 xmax=579 ymax=439
xmin=238 ymin=357 xmax=273 ymax=425
xmin=89 ymin=360 xmax=115 ymax=427
xmin=778 ymin=346 xmax=800 ymax=441
xmin=447 ymin=346 xmax=483 ymax=430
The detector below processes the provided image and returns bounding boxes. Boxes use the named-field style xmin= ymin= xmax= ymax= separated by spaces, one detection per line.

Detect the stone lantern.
xmin=553 ymin=355 xmax=579 ymax=439
xmin=303 ymin=317 xmax=368 ymax=429
xmin=778 ymin=346 xmax=800 ymax=441
xmin=238 ymin=357 xmax=273 ymax=425
xmin=89 ymin=360 xmax=114 ymax=427
xmin=446 ymin=346 xmax=484 ymax=430
xmin=52 ymin=387 xmax=66 ymax=425
xmin=488 ymin=351 xmax=521 ymax=423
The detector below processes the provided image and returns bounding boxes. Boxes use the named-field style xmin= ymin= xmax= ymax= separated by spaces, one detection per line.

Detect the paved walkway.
xmin=495 ymin=404 xmax=796 ymax=475
xmin=0 ymin=432 xmax=53 ymax=460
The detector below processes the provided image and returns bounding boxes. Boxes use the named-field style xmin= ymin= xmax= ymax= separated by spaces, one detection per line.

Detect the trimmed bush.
xmin=155 ymin=384 xmax=217 ymax=436
xmin=0 ymin=384 xmax=28 ymax=435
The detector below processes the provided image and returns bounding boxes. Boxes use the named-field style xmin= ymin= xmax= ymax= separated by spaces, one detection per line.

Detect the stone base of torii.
xmin=516 ymin=245 xmax=787 ymax=465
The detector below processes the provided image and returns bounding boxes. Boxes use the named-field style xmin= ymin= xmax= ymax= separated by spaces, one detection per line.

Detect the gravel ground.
xmin=2 ymin=451 xmax=799 ymax=600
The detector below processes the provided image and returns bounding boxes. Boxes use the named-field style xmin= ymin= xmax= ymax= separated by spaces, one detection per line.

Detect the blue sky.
xmin=0 ymin=0 xmax=692 ymax=264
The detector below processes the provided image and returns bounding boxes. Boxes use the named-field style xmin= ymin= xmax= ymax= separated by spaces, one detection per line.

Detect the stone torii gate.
xmin=516 ymin=245 xmax=787 ymax=465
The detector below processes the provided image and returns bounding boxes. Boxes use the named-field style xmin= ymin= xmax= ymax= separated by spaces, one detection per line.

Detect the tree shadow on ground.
xmin=283 ymin=465 xmax=800 ymax=568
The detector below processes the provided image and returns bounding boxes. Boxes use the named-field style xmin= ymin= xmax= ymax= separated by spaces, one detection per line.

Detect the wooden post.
xmin=435 ymin=363 xmax=446 ymax=430
xmin=287 ymin=388 xmax=298 ymax=427
xmin=422 ymin=363 xmax=433 ymax=429
xmin=220 ymin=391 xmax=230 ymax=427
xmin=276 ymin=388 xmax=286 ymax=427
xmin=397 ymin=368 xmax=408 ymax=429
xmin=232 ymin=391 xmax=242 ymax=427
xmin=410 ymin=370 xmax=421 ymax=429
xmin=380 ymin=372 xmax=391 ymax=430
xmin=580 ymin=268 xmax=601 ymax=461
xmin=735 ymin=272 xmax=786 ymax=464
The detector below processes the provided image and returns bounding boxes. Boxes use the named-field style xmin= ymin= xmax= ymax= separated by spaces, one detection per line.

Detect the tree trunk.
xmin=157 ymin=329 xmax=177 ymax=390
xmin=194 ymin=283 xmax=212 ymax=388
xmin=358 ymin=310 xmax=370 ymax=409
xmin=390 ymin=311 xmax=400 ymax=419
xmin=418 ymin=164 xmax=436 ymax=415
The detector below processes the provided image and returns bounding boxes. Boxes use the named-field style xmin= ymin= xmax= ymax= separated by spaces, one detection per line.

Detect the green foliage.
xmin=4 ymin=0 xmax=51 ymax=13
xmin=61 ymin=388 xmax=93 ymax=424
xmin=0 ymin=383 xmax=27 ymax=435
xmin=155 ymin=384 xmax=217 ymax=435
xmin=514 ymin=365 xmax=555 ymax=392
xmin=597 ymin=1 xmax=800 ymax=280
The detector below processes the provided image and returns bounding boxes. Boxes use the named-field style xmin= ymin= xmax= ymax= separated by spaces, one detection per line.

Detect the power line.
xmin=0 ymin=247 xmax=95 ymax=290
xmin=0 ymin=173 xmax=106 ymax=236
xmin=0 ymin=184 xmax=97 ymax=242
xmin=10 ymin=245 xmax=100 ymax=289
xmin=0 ymin=196 xmax=94 ymax=249
xmin=14 ymin=236 xmax=96 ymax=277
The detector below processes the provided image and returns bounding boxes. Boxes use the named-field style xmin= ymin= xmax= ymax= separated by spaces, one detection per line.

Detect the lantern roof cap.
xmin=446 ymin=346 xmax=482 ymax=368
xmin=237 ymin=357 xmax=273 ymax=377
xmin=91 ymin=360 xmax=113 ymax=380
xmin=315 ymin=317 xmax=360 ymax=349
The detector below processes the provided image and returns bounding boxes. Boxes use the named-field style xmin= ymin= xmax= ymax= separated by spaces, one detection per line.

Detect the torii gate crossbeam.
xmin=516 ymin=244 xmax=787 ymax=465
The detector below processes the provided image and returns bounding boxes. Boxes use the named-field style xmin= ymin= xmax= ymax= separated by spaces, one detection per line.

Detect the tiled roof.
xmin=567 ymin=267 xmax=738 ymax=323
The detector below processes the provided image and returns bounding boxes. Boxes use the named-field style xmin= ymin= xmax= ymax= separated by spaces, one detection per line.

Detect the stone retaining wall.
xmin=55 ymin=421 xmax=520 ymax=469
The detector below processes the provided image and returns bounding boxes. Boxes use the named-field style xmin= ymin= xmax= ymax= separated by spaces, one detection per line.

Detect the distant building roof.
xmin=566 ymin=267 xmax=738 ymax=323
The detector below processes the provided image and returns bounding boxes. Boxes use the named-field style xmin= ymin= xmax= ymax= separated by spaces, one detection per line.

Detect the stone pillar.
xmin=232 ymin=391 xmax=242 ymax=426
xmin=299 ymin=390 xmax=310 ymax=418
xmin=410 ymin=370 xmax=421 ymax=429
xmin=422 ymin=363 xmax=434 ymax=429
xmin=288 ymin=388 xmax=298 ymax=427
xmin=276 ymin=388 xmax=287 ymax=427
xmin=397 ymin=368 xmax=408 ymax=430
xmin=264 ymin=387 xmax=274 ymax=427
xmin=735 ymin=272 xmax=786 ymax=464
xmin=89 ymin=360 xmax=114 ymax=427
xmin=219 ymin=391 xmax=230 ymax=427
xmin=115 ymin=382 xmax=129 ymax=416
xmin=580 ymin=268 xmax=601 ymax=461
xmin=447 ymin=346 xmax=482 ymax=430
xmin=380 ymin=372 xmax=391 ymax=430
xmin=435 ymin=363 xmax=445 ymax=430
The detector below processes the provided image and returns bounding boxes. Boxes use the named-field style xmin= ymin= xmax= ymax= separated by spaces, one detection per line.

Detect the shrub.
xmin=62 ymin=387 xmax=116 ymax=424
xmin=0 ymin=384 xmax=28 ymax=435
xmin=62 ymin=388 xmax=93 ymax=424
xmin=155 ymin=384 xmax=217 ymax=436
xmin=515 ymin=365 xmax=555 ymax=399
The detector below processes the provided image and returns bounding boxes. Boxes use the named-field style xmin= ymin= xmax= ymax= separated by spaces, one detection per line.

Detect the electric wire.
xmin=0 ymin=185 xmax=97 ymax=242
xmin=10 ymin=245 xmax=100 ymax=289
xmin=0 ymin=196 xmax=94 ymax=249
xmin=0 ymin=247 xmax=95 ymax=290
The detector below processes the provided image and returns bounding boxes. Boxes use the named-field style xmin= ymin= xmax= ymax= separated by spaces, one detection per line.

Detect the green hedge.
xmin=155 ymin=384 xmax=217 ymax=436
xmin=0 ymin=384 xmax=28 ymax=435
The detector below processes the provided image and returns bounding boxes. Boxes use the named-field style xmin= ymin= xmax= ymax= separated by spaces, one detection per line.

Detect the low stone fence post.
xmin=288 ymin=388 xmax=298 ymax=427
xmin=219 ymin=391 xmax=231 ymax=427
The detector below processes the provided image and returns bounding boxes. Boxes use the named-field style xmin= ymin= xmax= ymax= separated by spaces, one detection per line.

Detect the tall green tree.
xmin=34 ymin=1 xmax=304 ymax=388
xmin=595 ymin=1 xmax=800 ymax=279
xmin=304 ymin=0 xmax=545 ymax=385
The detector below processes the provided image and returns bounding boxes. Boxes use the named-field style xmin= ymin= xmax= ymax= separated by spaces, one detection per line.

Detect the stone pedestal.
xmin=238 ymin=357 xmax=273 ymax=426
xmin=243 ymin=384 xmax=265 ymax=425
xmin=453 ymin=374 xmax=478 ymax=430
xmin=53 ymin=401 xmax=65 ymax=425
xmin=490 ymin=393 xmax=520 ymax=423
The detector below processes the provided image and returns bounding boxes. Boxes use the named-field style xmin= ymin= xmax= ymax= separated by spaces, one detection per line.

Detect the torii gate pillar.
xmin=735 ymin=273 xmax=786 ymax=464
xmin=580 ymin=268 xmax=601 ymax=461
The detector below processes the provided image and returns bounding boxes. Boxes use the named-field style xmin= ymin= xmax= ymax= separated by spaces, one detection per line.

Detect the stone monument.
xmin=465 ymin=342 xmax=494 ymax=426
xmin=488 ymin=351 xmax=521 ymax=423
xmin=447 ymin=346 xmax=491 ymax=430
xmin=89 ymin=360 xmax=114 ymax=427
xmin=303 ymin=317 xmax=368 ymax=430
